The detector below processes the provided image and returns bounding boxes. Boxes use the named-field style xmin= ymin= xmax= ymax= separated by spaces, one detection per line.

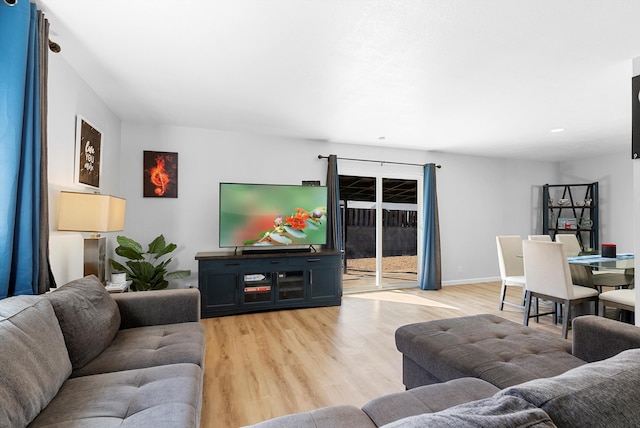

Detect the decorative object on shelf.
xmin=75 ymin=116 xmax=102 ymax=189
xmin=579 ymin=218 xmax=593 ymax=229
xmin=557 ymin=198 xmax=570 ymax=206
xmin=57 ymin=191 xmax=126 ymax=283
xmin=143 ymin=151 xmax=178 ymax=198
xmin=585 ymin=198 xmax=592 ymax=206
xmin=557 ymin=218 xmax=577 ymax=230
xmin=576 ymin=200 xmax=586 ymax=207
xmin=109 ymin=234 xmax=190 ymax=291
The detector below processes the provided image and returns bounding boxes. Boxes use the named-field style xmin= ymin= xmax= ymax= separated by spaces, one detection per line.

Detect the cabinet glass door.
xmin=243 ymin=272 xmax=272 ymax=304
xmin=276 ymin=270 xmax=305 ymax=302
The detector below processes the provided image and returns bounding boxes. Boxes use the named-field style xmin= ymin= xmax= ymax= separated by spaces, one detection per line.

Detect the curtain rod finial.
xmin=49 ymin=40 xmax=61 ymax=53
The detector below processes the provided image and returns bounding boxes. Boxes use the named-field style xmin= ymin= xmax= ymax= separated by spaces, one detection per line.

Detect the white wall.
xmin=47 ymin=54 xmax=122 ymax=285
xmin=46 ymin=53 xmax=633 ymax=289
xmin=558 ymin=152 xmax=633 ymax=252
xmin=428 ymin=153 xmax=557 ymax=284
xmin=119 ymin=123 xmax=560 ymax=286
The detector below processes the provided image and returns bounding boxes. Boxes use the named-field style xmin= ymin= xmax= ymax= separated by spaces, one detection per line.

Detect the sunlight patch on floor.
xmin=347 ymin=289 xmax=459 ymax=309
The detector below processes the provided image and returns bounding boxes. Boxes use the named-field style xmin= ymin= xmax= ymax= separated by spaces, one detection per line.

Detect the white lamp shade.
xmin=58 ymin=191 xmax=126 ymax=232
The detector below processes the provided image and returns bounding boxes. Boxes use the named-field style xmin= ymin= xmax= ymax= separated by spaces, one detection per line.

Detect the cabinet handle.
xmin=309 ymin=270 xmax=313 ymax=284
xmin=270 ymin=261 xmax=280 ymax=264
xmin=224 ymin=263 xmax=240 ymax=266
xmin=307 ymin=258 xmax=321 ymax=262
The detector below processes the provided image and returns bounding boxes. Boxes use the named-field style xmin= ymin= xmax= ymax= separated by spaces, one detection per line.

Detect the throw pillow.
xmin=46 ymin=275 xmax=121 ymax=370
xmin=381 ymin=395 xmax=556 ymax=428
xmin=500 ymin=348 xmax=640 ymax=427
xmin=0 ymin=296 xmax=72 ymax=427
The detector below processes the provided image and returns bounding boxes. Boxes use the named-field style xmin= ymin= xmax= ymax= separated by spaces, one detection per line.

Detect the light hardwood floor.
xmin=199 ymin=281 xmax=571 ymax=427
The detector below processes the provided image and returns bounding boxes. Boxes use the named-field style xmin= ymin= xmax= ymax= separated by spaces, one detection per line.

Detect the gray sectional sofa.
xmin=0 ymin=275 xmax=205 ymax=428
xmin=248 ymin=315 xmax=640 ymax=427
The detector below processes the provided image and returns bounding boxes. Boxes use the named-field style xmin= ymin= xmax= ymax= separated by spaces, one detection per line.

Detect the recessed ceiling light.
xmin=550 ymin=128 xmax=565 ymax=133
xmin=378 ymin=136 xmax=386 ymax=141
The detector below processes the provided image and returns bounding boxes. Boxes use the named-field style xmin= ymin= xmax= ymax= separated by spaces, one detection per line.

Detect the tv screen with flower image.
xmin=219 ymin=183 xmax=328 ymax=248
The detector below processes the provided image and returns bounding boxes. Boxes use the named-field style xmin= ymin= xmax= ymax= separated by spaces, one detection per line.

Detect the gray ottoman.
xmin=395 ymin=314 xmax=585 ymax=389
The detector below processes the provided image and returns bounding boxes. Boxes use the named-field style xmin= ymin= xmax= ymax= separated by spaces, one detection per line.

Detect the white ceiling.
xmin=37 ymin=0 xmax=640 ymax=162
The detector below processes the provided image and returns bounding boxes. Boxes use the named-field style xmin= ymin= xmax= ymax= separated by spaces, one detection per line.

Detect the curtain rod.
xmin=317 ymin=155 xmax=441 ymax=169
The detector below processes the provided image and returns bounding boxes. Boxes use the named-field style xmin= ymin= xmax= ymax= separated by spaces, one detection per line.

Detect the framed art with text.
xmin=143 ymin=151 xmax=178 ymax=198
xmin=75 ymin=116 xmax=102 ymax=189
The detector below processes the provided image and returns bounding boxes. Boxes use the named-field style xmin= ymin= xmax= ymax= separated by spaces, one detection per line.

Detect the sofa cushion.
xmin=500 ymin=348 xmax=640 ymax=428
xmin=0 ymin=296 xmax=72 ymax=427
xmin=362 ymin=378 xmax=500 ymax=426
xmin=71 ymin=322 xmax=205 ymax=377
xmin=243 ymin=405 xmax=377 ymax=428
xmin=46 ymin=275 xmax=121 ymax=371
xmin=396 ymin=314 xmax=584 ymax=388
xmin=29 ymin=363 xmax=203 ymax=428
xmin=380 ymin=395 xmax=556 ymax=428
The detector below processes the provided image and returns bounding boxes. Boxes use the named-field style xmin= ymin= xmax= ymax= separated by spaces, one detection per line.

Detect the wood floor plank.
xmin=199 ymin=281 xmax=572 ymax=427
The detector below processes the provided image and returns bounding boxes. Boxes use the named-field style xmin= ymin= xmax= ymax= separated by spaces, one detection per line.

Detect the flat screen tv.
xmin=219 ymin=183 xmax=328 ymax=248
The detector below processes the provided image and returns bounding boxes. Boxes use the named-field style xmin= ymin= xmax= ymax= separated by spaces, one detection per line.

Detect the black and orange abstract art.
xmin=143 ymin=151 xmax=178 ymax=198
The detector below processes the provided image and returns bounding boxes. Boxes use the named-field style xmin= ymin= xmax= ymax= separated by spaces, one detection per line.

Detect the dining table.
xmin=567 ymin=253 xmax=635 ymax=270
xmin=567 ymin=253 xmax=634 ymax=291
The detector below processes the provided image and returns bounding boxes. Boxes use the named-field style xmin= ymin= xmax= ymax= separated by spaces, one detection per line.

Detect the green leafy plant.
xmin=109 ymin=235 xmax=191 ymax=291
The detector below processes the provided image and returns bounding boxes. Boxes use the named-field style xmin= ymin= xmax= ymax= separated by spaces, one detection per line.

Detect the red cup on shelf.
xmin=602 ymin=244 xmax=616 ymax=258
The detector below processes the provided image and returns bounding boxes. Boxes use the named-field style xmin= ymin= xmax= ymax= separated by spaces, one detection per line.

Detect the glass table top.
xmin=567 ymin=254 xmax=635 ymax=270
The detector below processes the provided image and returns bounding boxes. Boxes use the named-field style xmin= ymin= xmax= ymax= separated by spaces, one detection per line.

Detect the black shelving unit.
xmin=542 ymin=182 xmax=598 ymax=251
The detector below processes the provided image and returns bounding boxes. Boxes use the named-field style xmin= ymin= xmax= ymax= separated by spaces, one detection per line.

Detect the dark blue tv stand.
xmin=195 ymin=250 xmax=343 ymax=318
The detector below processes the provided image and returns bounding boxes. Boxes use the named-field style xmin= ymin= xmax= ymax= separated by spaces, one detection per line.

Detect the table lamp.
xmin=57 ymin=191 xmax=126 ymax=283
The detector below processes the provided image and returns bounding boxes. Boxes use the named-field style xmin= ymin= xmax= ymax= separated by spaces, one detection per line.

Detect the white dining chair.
xmin=522 ymin=240 xmax=599 ymax=339
xmin=528 ymin=235 xmax=552 ymax=241
xmin=555 ymin=234 xmax=581 ymax=257
xmin=599 ymin=288 xmax=635 ymax=316
xmin=496 ymin=235 xmax=526 ymax=310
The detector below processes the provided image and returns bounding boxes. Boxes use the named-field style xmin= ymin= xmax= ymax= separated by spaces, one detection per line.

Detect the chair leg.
xmin=598 ymin=301 xmax=605 ymax=317
xmin=499 ymin=280 xmax=507 ymax=310
xmin=561 ymin=300 xmax=571 ymax=339
xmin=523 ymin=291 xmax=532 ymax=326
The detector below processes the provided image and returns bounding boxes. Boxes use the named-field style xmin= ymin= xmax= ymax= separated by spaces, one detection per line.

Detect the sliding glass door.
xmin=339 ymin=174 xmax=418 ymax=291
xmin=340 ymin=175 xmax=377 ymax=291
xmin=381 ymin=178 xmax=418 ymax=286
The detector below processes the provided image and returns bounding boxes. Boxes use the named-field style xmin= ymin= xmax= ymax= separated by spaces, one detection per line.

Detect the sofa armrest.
xmin=572 ymin=315 xmax=640 ymax=362
xmin=112 ymin=288 xmax=201 ymax=329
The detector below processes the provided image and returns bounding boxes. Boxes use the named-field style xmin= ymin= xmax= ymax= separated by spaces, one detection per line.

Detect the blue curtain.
xmin=419 ymin=163 xmax=441 ymax=290
xmin=0 ymin=2 xmax=44 ymax=298
xmin=325 ymin=155 xmax=343 ymax=252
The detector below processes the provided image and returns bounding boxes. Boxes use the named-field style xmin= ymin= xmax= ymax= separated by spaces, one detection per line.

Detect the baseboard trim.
xmin=442 ymin=276 xmax=500 ymax=286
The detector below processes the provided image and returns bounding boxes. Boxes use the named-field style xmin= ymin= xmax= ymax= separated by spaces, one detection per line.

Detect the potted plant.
xmin=109 ymin=234 xmax=191 ymax=291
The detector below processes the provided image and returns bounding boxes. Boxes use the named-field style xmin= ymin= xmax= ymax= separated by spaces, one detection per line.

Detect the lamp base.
xmin=84 ymin=236 xmax=106 ymax=284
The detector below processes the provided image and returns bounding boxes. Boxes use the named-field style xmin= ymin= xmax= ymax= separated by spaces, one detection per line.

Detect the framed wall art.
xmin=143 ymin=151 xmax=178 ymax=198
xmin=75 ymin=116 xmax=102 ymax=189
